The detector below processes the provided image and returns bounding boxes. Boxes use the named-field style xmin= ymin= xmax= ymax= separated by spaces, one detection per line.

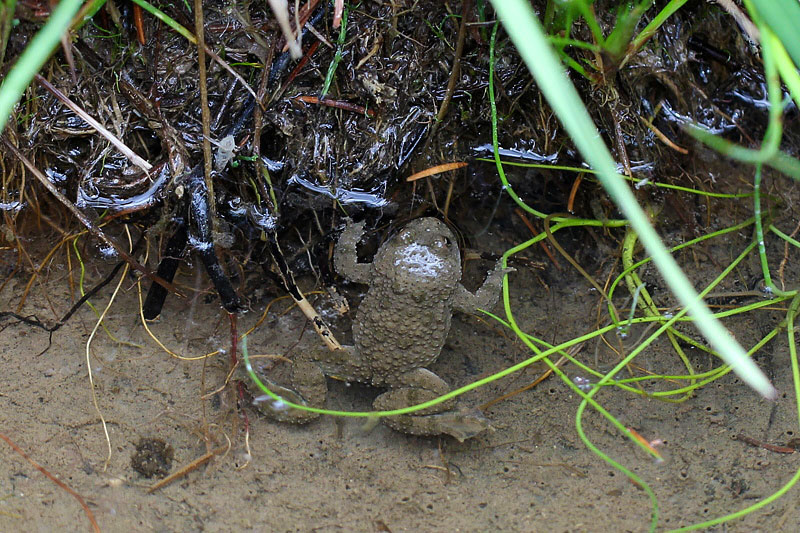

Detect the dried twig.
xmin=269 ymin=0 xmax=302 ymax=59
xmin=0 ymin=432 xmax=100 ymax=533
xmin=147 ymin=444 xmax=229 ymax=493
xmin=435 ymin=0 xmax=471 ymax=123
xmin=194 ymin=0 xmax=216 ymax=224
xmin=292 ymin=94 xmax=375 ymax=116
xmin=406 ymin=162 xmax=467 ymax=182
xmin=734 ymin=434 xmax=796 ymax=454
xmin=85 ymin=226 xmax=133 ymax=471
xmin=712 ymin=0 xmax=760 ymax=45
xmin=35 ymin=74 xmax=152 ymax=172
xmin=640 ymin=116 xmax=688 ymax=155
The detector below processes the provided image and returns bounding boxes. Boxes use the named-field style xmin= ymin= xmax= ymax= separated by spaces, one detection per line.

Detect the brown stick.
xmin=406 ymin=162 xmax=467 ymax=182
xmin=0 ymin=432 xmax=101 ymax=532
xmin=515 ymin=209 xmax=561 ymax=271
xmin=435 ymin=0 xmax=471 ymax=123
xmin=147 ymin=444 xmax=228 ymax=493
xmin=133 ymin=4 xmax=146 ymax=45
xmin=292 ymin=95 xmax=375 ymax=117
xmin=194 ymin=0 xmax=216 ymax=225
xmin=734 ymin=434 xmax=796 ymax=454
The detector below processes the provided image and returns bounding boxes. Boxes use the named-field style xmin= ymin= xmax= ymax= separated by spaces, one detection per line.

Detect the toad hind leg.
xmin=251 ymin=356 xmax=327 ymax=424
xmin=251 ymin=345 xmax=371 ymax=424
xmin=373 ymin=368 xmax=491 ymax=442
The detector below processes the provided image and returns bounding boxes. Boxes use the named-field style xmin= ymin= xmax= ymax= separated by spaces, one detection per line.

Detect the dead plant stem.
xmin=0 ymin=432 xmax=100 ymax=533
xmin=86 ymin=225 xmax=133 ymax=471
xmin=194 ymin=0 xmax=216 ymax=226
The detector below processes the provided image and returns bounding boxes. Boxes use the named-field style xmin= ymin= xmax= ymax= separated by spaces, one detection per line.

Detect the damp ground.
xmin=2 ymin=189 xmax=800 ymax=532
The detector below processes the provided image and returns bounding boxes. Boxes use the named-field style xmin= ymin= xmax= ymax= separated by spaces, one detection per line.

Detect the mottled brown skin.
xmin=251 ymin=218 xmax=508 ymax=440
xmin=334 ymin=217 xmax=462 ymax=385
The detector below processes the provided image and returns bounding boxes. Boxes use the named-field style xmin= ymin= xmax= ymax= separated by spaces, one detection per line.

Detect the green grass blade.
xmin=0 ymin=0 xmax=18 ymax=66
xmin=320 ymin=6 xmax=348 ymax=99
xmin=629 ymin=0 xmax=688 ymax=56
xmin=770 ymin=33 xmax=800 ymax=109
xmin=683 ymin=20 xmax=800 ymax=181
xmin=604 ymin=0 xmax=653 ymax=60
xmin=749 ymin=0 xmax=800 ymax=69
xmin=489 ymin=0 xmax=776 ymax=399
xmin=685 ymin=125 xmax=800 ymax=180
xmin=130 ymin=0 xmax=197 ymax=43
xmin=0 ymin=0 xmax=83 ymax=134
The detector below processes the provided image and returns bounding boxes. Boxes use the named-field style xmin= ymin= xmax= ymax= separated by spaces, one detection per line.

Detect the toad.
xmin=252 ymin=218 xmax=509 ymax=441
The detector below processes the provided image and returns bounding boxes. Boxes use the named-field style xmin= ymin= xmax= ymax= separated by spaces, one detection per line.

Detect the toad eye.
xmin=433 ymin=236 xmax=450 ymax=248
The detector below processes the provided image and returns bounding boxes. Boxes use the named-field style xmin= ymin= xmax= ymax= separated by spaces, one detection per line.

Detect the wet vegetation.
xmin=0 ymin=0 xmax=793 ymax=298
xmin=2 ymin=0 xmax=800 ymax=530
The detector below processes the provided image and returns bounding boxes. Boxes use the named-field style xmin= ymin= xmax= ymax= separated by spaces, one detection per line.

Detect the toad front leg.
xmin=334 ymin=219 xmax=372 ymax=284
xmin=373 ymin=368 xmax=491 ymax=442
xmin=453 ymin=260 xmax=512 ymax=314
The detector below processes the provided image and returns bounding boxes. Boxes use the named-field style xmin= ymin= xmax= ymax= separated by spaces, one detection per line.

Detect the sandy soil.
xmin=2 ymin=214 xmax=800 ymax=533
